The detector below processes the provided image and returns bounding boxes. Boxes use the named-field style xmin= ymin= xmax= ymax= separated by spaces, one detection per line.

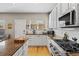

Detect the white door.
xmin=15 ymin=19 xmax=26 ymax=38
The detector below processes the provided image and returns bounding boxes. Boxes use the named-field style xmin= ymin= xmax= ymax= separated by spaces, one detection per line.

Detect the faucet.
xmin=63 ymin=32 xmax=69 ymax=41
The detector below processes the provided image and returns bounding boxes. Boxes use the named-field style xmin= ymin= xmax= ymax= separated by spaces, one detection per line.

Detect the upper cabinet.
xmin=49 ymin=5 xmax=58 ymax=28
xmin=50 ymin=6 xmax=57 ymax=28
xmin=69 ymin=3 xmax=76 ymax=9
xmin=57 ymin=4 xmax=61 ymax=18
xmin=48 ymin=3 xmax=79 ymax=29
xmin=58 ymin=3 xmax=79 ymax=28
xmin=51 ymin=10 xmax=54 ymax=28
xmin=48 ymin=13 xmax=52 ymax=28
xmin=58 ymin=3 xmax=77 ymax=17
xmin=53 ymin=6 xmax=57 ymax=28
xmin=60 ymin=3 xmax=69 ymax=15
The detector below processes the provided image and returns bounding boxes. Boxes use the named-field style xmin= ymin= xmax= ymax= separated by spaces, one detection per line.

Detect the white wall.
xmin=0 ymin=13 xmax=49 ymax=38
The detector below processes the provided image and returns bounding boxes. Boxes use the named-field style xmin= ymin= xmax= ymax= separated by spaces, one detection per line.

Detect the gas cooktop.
xmin=54 ymin=39 xmax=79 ymax=52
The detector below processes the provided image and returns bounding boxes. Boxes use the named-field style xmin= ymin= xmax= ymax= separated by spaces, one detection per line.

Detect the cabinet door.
xmin=51 ymin=10 xmax=54 ymax=28
xmin=52 ymin=7 xmax=57 ymax=28
xmin=69 ymin=3 xmax=76 ymax=9
xmin=48 ymin=13 xmax=52 ymax=28
xmin=23 ymin=41 xmax=28 ymax=56
xmin=57 ymin=3 xmax=61 ymax=17
xmin=61 ymin=3 xmax=69 ymax=14
xmin=13 ymin=46 xmax=23 ymax=56
xmin=57 ymin=4 xmax=60 ymax=28
xmin=28 ymin=35 xmax=48 ymax=46
xmin=53 ymin=8 xmax=56 ymax=28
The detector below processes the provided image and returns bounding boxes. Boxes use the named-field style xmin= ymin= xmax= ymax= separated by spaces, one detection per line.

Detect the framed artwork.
xmin=31 ymin=24 xmax=37 ymax=30
xmin=7 ymin=23 xmax=12 ymax=29
xmin=38 ymin=24 xmax=45 ymax=30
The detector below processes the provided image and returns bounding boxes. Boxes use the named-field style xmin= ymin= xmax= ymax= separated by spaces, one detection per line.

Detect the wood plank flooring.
xmin=27 ymin=46 xmax=51 ymax=56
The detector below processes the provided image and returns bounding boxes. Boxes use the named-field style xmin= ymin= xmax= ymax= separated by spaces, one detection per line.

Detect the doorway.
xmin=14 ymin=19 xmax=26 ymax=39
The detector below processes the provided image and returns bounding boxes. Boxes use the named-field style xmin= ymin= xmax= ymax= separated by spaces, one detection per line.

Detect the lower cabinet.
xmin=47 ymin=39 xmax=67 ymax=56
xmin=13 ymin=46 xmax=23 ymax=56
xmin=23 ymin=41 xmax=28 ymax=56
xmin=13 ymin=41 xmax=28 ymax=56
xmin=28 ymin=35 xmax=48 ymax=46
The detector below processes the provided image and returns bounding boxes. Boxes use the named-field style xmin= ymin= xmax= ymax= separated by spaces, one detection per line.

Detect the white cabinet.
xmin=48 ymin=3 xmax=77 ymax=28
xmin=57 ymin=4 xmax=61 ymax=17
xmin=22 ymin=41 xmax=28 ymax=56
xmin=57 ymin=4 xmax=60 ymax=28
xmin=51 ymin=10 xmax=54 ymax=28
xmin=48 ymin=13 xmax=52 ymax=28
xmin=60 ymin=3 xmax=69 ymax=14
xmin=54 ymin=7 xmax=57 ymax=28
xmin=69 ymin=3 xmax=76 ymax=10
xmin=56 ymin=3 xmax=77 ymax=28
xmin=28 ymin=35 xmax=48 ymax=46
xmin=49 ymin=4 xmax=58 ymax=29
xmin=13 ymin=46 xmax=23 ymax=56
xmin=51 ymin=6 xmax=57 ymax=28
xmin=75 ymin=4 xmax=79 ymax=25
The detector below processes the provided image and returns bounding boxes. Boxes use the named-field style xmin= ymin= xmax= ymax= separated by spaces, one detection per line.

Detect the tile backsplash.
xmin=54 ymin=28 xmax=79 ymax=43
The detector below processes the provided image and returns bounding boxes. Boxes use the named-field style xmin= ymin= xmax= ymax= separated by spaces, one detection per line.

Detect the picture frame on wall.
xmin=7 ymin=23 xmax=12 ymax=29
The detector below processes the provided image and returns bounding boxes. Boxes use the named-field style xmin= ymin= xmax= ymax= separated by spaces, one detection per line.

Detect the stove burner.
xmin=54 ymin=39 xmax=79 ymax=52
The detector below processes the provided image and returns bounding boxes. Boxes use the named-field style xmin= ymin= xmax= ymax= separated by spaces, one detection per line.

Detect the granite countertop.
xmin=0 ymin=39 xmax=26 ymax=56
xmin=48 ymin=35 xmax=63 ymax=40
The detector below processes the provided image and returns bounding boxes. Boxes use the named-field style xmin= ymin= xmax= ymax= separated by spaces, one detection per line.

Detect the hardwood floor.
xmin=27 ymin=46 xmax=51 ymax=56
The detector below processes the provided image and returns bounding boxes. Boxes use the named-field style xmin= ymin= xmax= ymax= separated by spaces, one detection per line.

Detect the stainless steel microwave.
xmin=59 ymin=10 xmax=76 ymax=26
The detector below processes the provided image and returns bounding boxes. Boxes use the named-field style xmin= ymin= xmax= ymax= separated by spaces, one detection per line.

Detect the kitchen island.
xmin=0 ymin=38 xmax=27 ymax=56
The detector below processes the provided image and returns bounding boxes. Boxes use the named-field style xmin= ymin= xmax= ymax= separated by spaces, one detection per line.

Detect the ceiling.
xmin=0 ymin=3 xmax=57 ymax=13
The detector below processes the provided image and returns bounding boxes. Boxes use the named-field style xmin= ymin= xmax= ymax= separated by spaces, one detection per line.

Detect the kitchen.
xmin=0 ymin=3 xmax=79 ymax=56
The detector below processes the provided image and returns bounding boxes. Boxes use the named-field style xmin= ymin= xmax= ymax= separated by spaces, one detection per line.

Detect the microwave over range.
xmin=59 ymin=10 xmax=76 ymax=27
xmin=59 ymin=4 xmax=79 ymax=28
